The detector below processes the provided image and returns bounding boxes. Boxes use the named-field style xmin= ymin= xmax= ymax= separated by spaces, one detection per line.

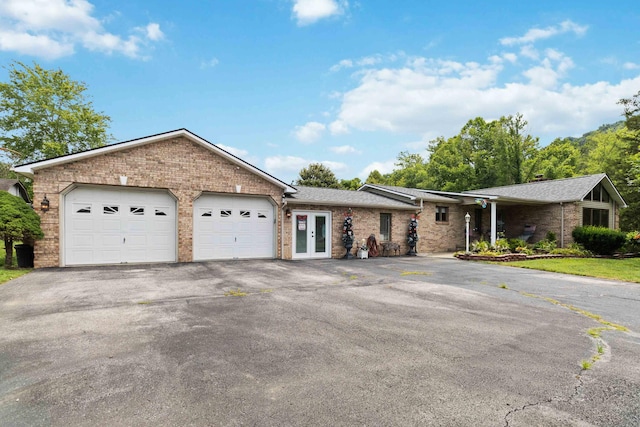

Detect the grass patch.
xmin=581 ymin=360 xmax=592 ymax=370
xmin=597 ymin=343 xmax=604 ymax=354
xmin=505 ymin=257 xmax=640 ymax=283
xmin=498 ymin=283 xmax=509 ymax=289
xmin=400 ymin=271 xmax=433 ymax=277
xmin=224 ymin=288 xmax=248 ymax=297
xmin=0 ymin=244 xmax=31 ymax=285
xmin=136 ymin=300 xmax=152 ymax=305
xmin=260 ymin=289 xmax=274 ymax=293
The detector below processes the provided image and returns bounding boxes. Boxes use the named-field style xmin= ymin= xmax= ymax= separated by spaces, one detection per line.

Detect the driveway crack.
xmin=504 ymin=371 xmax=586 ymax=426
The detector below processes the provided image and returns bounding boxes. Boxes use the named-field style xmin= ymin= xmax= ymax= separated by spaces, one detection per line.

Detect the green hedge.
xmin=572 ymin=226 xmax=626 ymax=255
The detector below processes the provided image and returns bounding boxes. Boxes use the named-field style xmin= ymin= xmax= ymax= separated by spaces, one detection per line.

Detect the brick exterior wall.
xmin=419 ymin=203 xmax=466 ymax=252
xmin=32 ymin=136 xmax=284 ymax=267
xmin=283 ymin=204 xmax=418 ymax=259
xmin=283 ymin=202 xmax=464 ymax=258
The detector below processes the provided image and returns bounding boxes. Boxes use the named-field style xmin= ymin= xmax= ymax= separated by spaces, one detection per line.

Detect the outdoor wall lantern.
xmin=465 ymin=212 xmax=471 ymax=253
xmin=41 ymin=194 xmax=50 ymax=212
xmin=286 ymin=208 xmax=292 ymax=219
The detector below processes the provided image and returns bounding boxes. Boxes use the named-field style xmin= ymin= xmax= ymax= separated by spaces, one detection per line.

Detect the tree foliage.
xmin=0 ymin=192 xmax=43 ymax=268
xmin=0 ymin=61 xmax=112 ymax=164
xmin=295 ymin=163 xmax=342 ymax=188
xmin=365 ymin=170 xmax=387 ymax=185
xmin=423 ymin=114 xmax=539 ymax=191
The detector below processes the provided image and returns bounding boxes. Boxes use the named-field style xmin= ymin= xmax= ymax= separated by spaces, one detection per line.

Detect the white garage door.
xmin=64 ymin=186 xmax=176 ymax=266
xmin=193 ymin=195 xmax=275 ymax=260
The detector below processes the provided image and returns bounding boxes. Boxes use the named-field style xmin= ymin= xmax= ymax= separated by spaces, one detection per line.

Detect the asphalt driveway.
xmin=1 ymin=256 xmax=639 ymax=426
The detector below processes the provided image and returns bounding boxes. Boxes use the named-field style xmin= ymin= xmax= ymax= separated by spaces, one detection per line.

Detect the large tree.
xmin=0 ymin=192 xmax=43 ymax=268
xmin=424 ymin=114 xmax=539 ymax=191
xmin=295 ymin=163 xmax=341 ymax=188
xmin=0 ymin=61 xmax=112 ymax=164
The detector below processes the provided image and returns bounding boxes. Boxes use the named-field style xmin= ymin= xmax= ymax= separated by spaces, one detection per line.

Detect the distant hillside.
xmin=566 ymin=120 xmax=626 ymax=147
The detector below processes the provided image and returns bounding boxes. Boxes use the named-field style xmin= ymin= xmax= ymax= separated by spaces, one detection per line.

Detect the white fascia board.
xmin=286 ymin=199 xmax=418 ymax=210
xmin=12 ymin=129 xmax=296 ymax=194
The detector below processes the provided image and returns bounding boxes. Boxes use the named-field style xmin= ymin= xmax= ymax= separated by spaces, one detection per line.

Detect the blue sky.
xmin=1 ymin=1 xmax=639 ymax=184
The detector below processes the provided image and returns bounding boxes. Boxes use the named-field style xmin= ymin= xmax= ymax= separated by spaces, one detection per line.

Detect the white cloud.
xmin=329 ymin=119 xmax=349 ymax=135
xmin=624 ymin=62 xmax=640 ymax=70
xmin=329 ymin=52 xmax=403 ymax=72
xmin=321 ymin=160 xmax=347 ymax=171
xmin=264 ymin=155 xmax=346 ymax=175
xmin=265 ymin=155 xmax=310 ymax=174
xmin=359 ymin=160 xmax=396 ymax=180
xmin=0 ymin=0 xmax=163 ymax=59
xmin=502 ymin=53 xmax=518 ymax=63
xmin=292 ymin=0 xmax=347 ymax=26
xmin=216 ymin=144 xmax=248 ymax=158
xmin=500 ymin=20 xmax=588 ymax=46
xmin=200 ymin=57 xmax=220 ymax=69
xmin=293 ymin=121 xmax=326 ymax=143
xmin=329 ymin=145 xmax=359 ymax=154
xmin=318 ymin=49 xmax=640 ymax=144
xmin=144 ymin=23 xmax=164 ymax=41
xmin=329 ymin=59 xmax=353 ymax=72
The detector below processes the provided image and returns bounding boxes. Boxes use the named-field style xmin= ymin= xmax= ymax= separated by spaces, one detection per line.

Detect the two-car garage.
xmin=13 ymin=129 xmax=293 ymax=268
xmin=63 ymin=186 xmax=275 ymax=266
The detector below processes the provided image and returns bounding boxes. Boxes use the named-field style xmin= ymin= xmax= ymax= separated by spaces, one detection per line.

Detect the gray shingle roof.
xmin=287 ymin=186 xmax=417 ymax=209
xmin=359 ymin=184 xmax=461 ymax=203
xmin=465 ymin=173 xmax=625 ymax=205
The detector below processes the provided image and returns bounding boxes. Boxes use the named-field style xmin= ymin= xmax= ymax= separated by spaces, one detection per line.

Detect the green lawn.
xmin=505 ymin=257 xmax=640 ymax=283
xmin=0 ymin=243 xmax=31 ymax=285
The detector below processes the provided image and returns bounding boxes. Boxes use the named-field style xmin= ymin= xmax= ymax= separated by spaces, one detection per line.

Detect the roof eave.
xmin=11 ymin=129 xmax=296 ymax=193
xmin=286 ymin=199 xmax=417 ymax=210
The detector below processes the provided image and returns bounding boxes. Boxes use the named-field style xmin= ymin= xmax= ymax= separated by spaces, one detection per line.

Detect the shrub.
xmin=545 ymin=231 xmax=557 ymax=242
xmin=493 ymin=238 xmax=510 ymax=252
xmin=534 ymin=239 xmax=557 ymax=253
xmin=620 ymin=231 xmax=640 ymax=253
xmin=471 ymin=240 xmax=489 ymax=253
xmin=572 ymin=226 xmax=626 ymax=255
xmin=507 ymin=238 xmax=527 ymax=252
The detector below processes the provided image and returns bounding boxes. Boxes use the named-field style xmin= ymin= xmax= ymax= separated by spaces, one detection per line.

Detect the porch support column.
xmin=490 ymin=202 xmax=497 ymax=246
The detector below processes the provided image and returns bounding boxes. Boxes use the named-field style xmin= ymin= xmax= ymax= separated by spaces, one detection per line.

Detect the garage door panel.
xmin=193 ymin=195 xmax=275 ymax=261
xmin=64 ymin=187 xmax=176 ymax=265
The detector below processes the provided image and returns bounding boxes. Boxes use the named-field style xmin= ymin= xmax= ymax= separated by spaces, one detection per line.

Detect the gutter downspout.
xmin=281 ymin=195 xmax=287 ymax=260
xmin=560 ymin=202 xmax=564 ymax=248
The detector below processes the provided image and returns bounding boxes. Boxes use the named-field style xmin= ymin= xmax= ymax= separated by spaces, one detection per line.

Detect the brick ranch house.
xmin=12 ymin=129 xmax=626 ymax=268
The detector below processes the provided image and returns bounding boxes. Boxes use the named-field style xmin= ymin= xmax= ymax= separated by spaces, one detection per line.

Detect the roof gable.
xmin=12 ymin=129 xmax=296 ymax=193
xmin=0 ymin=178 xmax=31 ymax=203
xmin=359 ymin=184 xmax=461 ymax=204
xmin=288 ymin=186 xmax=417 ymax=209
xmin=465 ymin=174 xmax=626 ymax=206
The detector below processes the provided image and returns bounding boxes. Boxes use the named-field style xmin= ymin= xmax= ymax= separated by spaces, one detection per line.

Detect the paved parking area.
xmin=1 ymin=256 xmax=639 ymax=426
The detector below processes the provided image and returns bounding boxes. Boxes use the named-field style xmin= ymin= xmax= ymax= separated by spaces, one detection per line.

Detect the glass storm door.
xmin=293 ymin=212 xmax=330 ymax=259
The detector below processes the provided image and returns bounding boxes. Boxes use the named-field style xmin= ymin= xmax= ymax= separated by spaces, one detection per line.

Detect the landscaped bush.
xmin=620 ymin=231 xmax=640 ymax=253
xmin=550 ymin=243 xmax=591 ymax=257
xmin=507 ymin=238 xmax=527 ymax=252
xmin=545 ymin=231 xmax=557 ymax=242
xmin=572 ymin=226 xmax=626 ymax=256
xmin=534 ymin=238 xmax=557 ymax=253
xmin=493 ymin=238 xmax=510 ymax=253
xmin=471 ymin=240 xmax=490 ymax=253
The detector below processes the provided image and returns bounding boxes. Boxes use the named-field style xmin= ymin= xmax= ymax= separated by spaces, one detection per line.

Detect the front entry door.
xmin=293 ymin=211 xmax=331 ymax=259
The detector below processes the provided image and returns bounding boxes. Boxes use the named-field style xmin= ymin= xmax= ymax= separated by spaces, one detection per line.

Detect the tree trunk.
xmin=4 ymin=238 xmax=14 ymax=269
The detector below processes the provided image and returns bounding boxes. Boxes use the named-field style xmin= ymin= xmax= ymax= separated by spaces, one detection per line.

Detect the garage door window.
xmin=73 ymin=204 xmax=91 ymax=214
xmin=155 ymin=208 xmax=168 ymax=216
xmin=220 ymin=209 xmax=231 ymax=217
xmin=258 ymin=211 xmax=267 ymax=219
xmin=240 ymin=210 xmax=251 ymax=218
xmin=103 ymin=206 xmax=119 ymax=215
xmin=130 ymin=207 xmax=144 ymax=215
